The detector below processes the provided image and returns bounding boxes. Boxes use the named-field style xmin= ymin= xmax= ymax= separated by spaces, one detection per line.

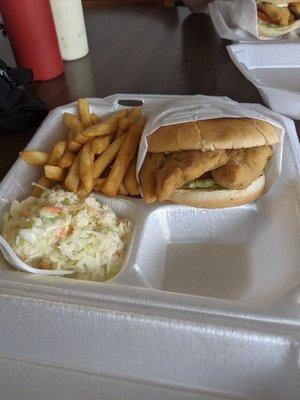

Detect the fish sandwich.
xmin=140 ymin=117 xmax=279 ymax=208
xmin=256 ymin=1 xmax=300 ymax=37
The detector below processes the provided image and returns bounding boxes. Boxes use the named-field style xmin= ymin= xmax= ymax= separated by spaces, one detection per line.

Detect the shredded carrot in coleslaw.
xmin=2 ymin=187 xmax=132 ymax=281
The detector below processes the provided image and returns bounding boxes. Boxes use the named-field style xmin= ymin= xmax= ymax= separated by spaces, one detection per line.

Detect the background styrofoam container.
xmin=227 ymin=43 xmax=300 ymax=120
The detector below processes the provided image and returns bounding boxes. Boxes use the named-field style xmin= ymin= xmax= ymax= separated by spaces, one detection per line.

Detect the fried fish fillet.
xmin=156 ymin=149 xmax=228 ymax=202
xmin=139 ymin=153 xmax=166 ymax=204
xmin=257 ymin=3 xmax=294 ymax=26
xmin=211 ymin=145 xmax=272 ymax=190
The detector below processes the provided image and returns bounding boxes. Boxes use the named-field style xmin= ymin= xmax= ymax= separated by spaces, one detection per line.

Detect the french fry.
xmin=82 ymin=109 xmax=128 ymax=139
xmin=101 ymin=116 xmax=146 ymax=197
xmin=78 ymin=98 xmax=92 ymax=128
xmin=77 ymin=181 xmax=89 ymax=197
xmin=63 ymin=113 xmax=83 ymax=134
xmin=26 ymin=105 xmax=143 ymax=199
xmin=79 ymin=141 xmax=93 ymax=193
xmin=93 ymin=178 xmax=106 ymax=191
xmin=66 ymin=130 xmax=72 ymax=144
xmin=127 ymin=107 xmax=141 ymax=124
xmin=19 ymin=151 xmax=49 ymax=166
xmin=89 ymin=144 xmax=94 ymax=164
xmin=118 ymin=181 xmax=128 ymax=196
xmin=64 ymin=154 xmax=80 ymax=193
xmin=74 ymin=132 xmax=89 ymax=144
xmin=82 ymin=117 xmax=119 ymax=139
xmin=92 ymin=136 xmax=111 ymax=154
xmin=67 ymin=129 xmax=82 ymax=151
xmin=48 ymin=141 xmax=67 ymax=165
xmin=139 ymin=153 xmax=164 ymax=204
xmin=58 ymin=150 xmax=76 ymax=169
xmin=111 ymin=109 xmax=128 ymax=119
xmin=115 ymin=109 xmax=140 ymax=139
xmin=92 ymin=134 xmax=128 ymax=179
xmin=119 ymin=117 xmax=131 ymax=131
xmin=124 ymin=158 xmax=139 ymax=196
xmin=68 ymin=138 xmax=82 ymax=152
xmin=32 ymin=175 xmax=52 ymax=197
xmin=115 ymin=127 xmax=125 ymax=139
xmin=64 ymin=113 xmax=88 ymax=145
xmin=64 ymin=114 xmax=88 ymax=144
xmin=90 ymin=113 xmax=99 ymax=125
xmin=31 ymin=141 xmax=67 ymax=197
xmin=44 ymin=165 xmax=66 ymax=182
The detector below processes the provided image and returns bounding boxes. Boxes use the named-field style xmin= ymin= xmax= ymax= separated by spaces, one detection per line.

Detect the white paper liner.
xmin=137 ymin=94 xmax=284 ymax=195
xmin=209 ymin=0 xmax=300 ymax=41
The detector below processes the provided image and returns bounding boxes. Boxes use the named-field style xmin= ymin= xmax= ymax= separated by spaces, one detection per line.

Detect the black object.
xmin=117 ymin=99 xmax=143 ymax=107
xmin=0 ymin=58 xmax=48 ymax=132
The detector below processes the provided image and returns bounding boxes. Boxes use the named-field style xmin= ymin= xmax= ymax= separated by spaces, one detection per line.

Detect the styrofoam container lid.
xmin=227 ymin=42 xmax=300 ymax=120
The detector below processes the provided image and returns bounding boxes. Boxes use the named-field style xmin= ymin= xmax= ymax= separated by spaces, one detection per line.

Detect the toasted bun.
xmin=258 ymin=19 xmax=300 ymax=38
xmin=256 ymin=1 xmax=293 ymax=5
xmin=167 ymin=175 xmax=265 ymax=209
xmin=147 ymin=118 xmax=279 ymax=153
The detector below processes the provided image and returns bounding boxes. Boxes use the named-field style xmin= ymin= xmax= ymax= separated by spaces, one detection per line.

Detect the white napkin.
xmin=137 ymin=95 xmax=284 ymax=193
xmin=209 ymin=0 xmax=300 ymax=41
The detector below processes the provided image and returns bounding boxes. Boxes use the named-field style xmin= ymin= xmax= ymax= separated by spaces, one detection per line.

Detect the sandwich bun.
xmin=167 ymin=175 xmax=266 ymax=209
xmin=256 ymin=1 xmax=293 ymax=5
xmin=258 ymin=18 xmax=300 ymax=37
xmin=147 ymin=118 xmax=279 ymax=153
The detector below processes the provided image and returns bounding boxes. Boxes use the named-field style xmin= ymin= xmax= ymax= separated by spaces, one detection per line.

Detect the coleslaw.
xmin=2 ymin=187 xmax=132 ymax=281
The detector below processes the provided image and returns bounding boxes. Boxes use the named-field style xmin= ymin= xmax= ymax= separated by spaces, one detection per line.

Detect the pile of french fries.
xmin=19 ymin=99 xmax=146 ymax=198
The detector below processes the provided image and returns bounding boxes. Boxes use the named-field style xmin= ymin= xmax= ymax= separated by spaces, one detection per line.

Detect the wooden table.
xmin=0 ymin=2 xmax=298 ymax=180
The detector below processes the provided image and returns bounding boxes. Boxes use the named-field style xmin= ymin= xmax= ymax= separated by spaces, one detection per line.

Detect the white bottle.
xmin=50 ymin=0 xmax=89 ymax=61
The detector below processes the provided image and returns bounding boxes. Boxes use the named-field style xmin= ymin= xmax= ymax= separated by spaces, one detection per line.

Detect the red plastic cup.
xmin=0 ymin=0 xmax=64 ymax=81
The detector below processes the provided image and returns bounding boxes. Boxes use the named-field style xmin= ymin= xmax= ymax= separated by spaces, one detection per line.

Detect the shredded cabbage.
xmin=2 ymin=187 xmax=132 ymax=282
xmin=258 ymin=19 xmax=293 ymax=30
xmin=183 ymin=179 xmax=224 ymax=190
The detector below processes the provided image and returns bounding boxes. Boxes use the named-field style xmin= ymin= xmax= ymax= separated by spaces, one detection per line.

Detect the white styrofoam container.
xmin=0 ymin=94 xmax=300 ymax=399
xmin=227 ymin=43 xmax=300 ymax=120
xmin=209 ymin=1 xmax=300 ymax=119
xmin=1 ymin=353 xmax=253 ymax=400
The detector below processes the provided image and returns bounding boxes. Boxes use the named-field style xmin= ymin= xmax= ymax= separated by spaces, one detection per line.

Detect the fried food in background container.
xmin=256 ymin=0 xmax=300 ymax=37
xmin=209 ymin=0 xmax=300 ymax=40
xmin=137 ymin=95 xmax=283 ymax=208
